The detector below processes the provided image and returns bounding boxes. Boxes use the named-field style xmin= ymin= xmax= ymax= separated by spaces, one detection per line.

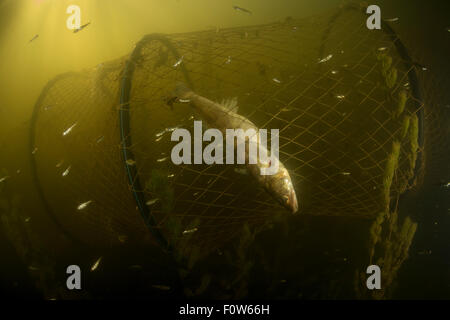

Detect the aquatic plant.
xmin=396 ymin=90 xmax=408 ymax=117
xmin=385 ymin=67 xmax=398 ymax=89
xmin=400 ymin=115 xmax=410 ymax=140
xmin=382 ymin=141 xmax=401 ymax=207
xmin=407 ymin=114 xmax=419 ymax=177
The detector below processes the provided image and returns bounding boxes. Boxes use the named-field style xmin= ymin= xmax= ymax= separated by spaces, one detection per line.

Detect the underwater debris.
xmin=62 ymin=122 xmax=77 ymax=136
xmin=90 ymin=257 xmax=102 ymax=271
xmin=182 ymin=227 xmax=198 ymax=235
xmin=145 ymin=198 xmax=159 ymax=206
xmin=126 ymin=159 xmax=136 ymax=166
xmin=233 ymin=5 xmax=252 ymax=15
xmin=318 ymin=54 xmax=333 ymax=63
xmin=77 ymin=200 xmax=93 ymax=211
xmin=62 ymin=166 xmax=71 ymax=177
xmin=173 ymin=56 xmax=184 ymax=68
xmin=29 ymin=34 xmax=39 ymax=43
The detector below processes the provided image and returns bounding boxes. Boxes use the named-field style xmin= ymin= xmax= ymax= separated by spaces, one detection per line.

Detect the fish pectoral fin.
xmin=221 ymin=97 xmax=239 ymax=113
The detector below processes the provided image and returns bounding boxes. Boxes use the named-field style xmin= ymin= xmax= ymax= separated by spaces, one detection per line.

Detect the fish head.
xmin=264 ymin=166 xmax=298 ymax=214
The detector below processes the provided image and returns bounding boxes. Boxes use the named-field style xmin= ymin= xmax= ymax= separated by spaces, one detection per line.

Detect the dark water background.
xmin=0 ymin=0 xmax=449 ymax=299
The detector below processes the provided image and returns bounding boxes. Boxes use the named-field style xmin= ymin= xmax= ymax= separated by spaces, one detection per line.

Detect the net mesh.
xmin=30 ymin=4 xmax=425 ymax=255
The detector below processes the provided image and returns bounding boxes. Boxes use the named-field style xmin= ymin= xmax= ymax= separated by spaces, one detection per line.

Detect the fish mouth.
xmin=289 ymin=189 xmax=298 ymax=214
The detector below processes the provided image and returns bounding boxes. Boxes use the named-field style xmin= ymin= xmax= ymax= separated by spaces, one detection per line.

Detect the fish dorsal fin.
xmin=220 ymin=97 xmax=239 ymax=113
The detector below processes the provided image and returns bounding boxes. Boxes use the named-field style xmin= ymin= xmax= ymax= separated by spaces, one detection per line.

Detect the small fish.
xmin=28 ymin=266 xmax=39 ymax=271
xmin=96 ymin=136 xmax=104 ymax=144
xmin=335 ymin=95 xmax=345 ymax=99
xmin=31 ymin=147 xmax=38 ymax=155
xmin=77 ymin=200 xmax=93 ymax=211
xmin=182 ymin=227 xmax=198 ymax=235
xmin=384 ymin=17 xmax=399 ymax=22
xmin=378 ymin=47 xmax=388 ymax=52
xmin=404 ymin=82 xmax=410 ymax=87
xmin=126 ymin=159 xmax=136 ymax=166
xmin=443 ymin=182 xmax=450 ymax=188
xmin=152 ymin=285 xmax=171 ymax=291
xmin=62 ymin=166 xmax=71 ymax=177
xmin=318 ymin=54 xmax=333 ymax=63
xmin=167 ymin=173 xmax=175 ymax=178
xmin=173 ymin=56 xmax=184 ymax=67
xmin=233 ymin=5 xmax=252 ymax=15
xmin=56 ymin=160 xmax=64 ymax=168
xmin=73 ymin=22 xmax=91 ymax=33
xmin=62 ymin=122 xmax=77 ymax=136
xmin=165 ymin=127 xmax=178 ymax=133
xmin=155 ymin=136 xmax=163 ymax=142
xmin=446 ymin=28 xmax=450 ymax=33
xmin=155 ymin=130 xmax=166 ymax=138
xmin=90 ymin=256 xmax=102 ymax=271
xmin=280 ymin=107 xmax=292 ymax=112
xmin=146 ymin=198 xmax=159 ymax=206
xmin=118 ymin=235 xmax=127 ymax=243
xmin=225 ymin=56 xmax=232 ymax=64
xmin=272 ymin=78 xmax=281 ymax=84
xmin=157 ymin=156 xmax=168 ymax=163
xmin=24 ymin=217 xmax=31 ymax=223
xmin=179 ymin=99 xmax=191 ymax=103
xmin=331 ymin=70 xmax=339 ymax=75
xmin=340 ymin=172 xmax=351 ymax=176
xmin=0 ymin=176 xmax=9 ymax=183
xmin=29 ymin=34 xmax=39 ymax=43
